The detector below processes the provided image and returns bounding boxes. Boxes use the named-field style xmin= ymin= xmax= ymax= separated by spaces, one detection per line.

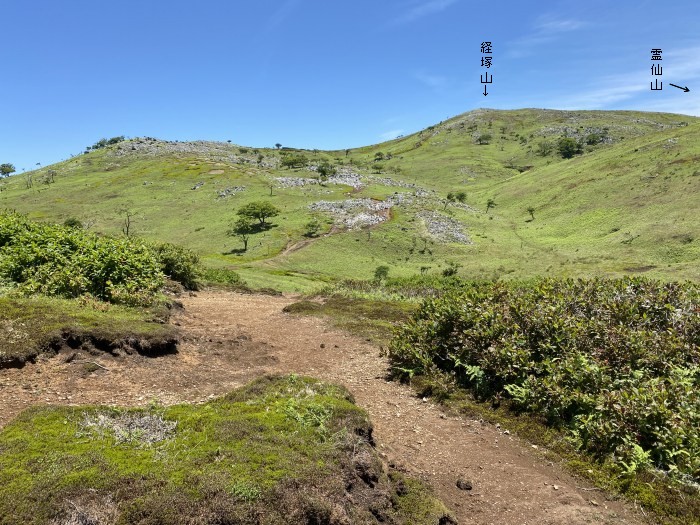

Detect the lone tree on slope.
xmin=527 ymin=206 xmax=535 ymax=220
xmin=486 ymin=198 xmax=496 ymax=213
xmin=237 ymin=201 xmax=281 ymax=226
xmin=229 ymin=217 xmax=256 ymax=251
xmin=0 ymin=163 xmax=16 ymax=178
xmin=557 ymin=137 xmax=582 ymax=159
xmin=444 ymin=192 xmax=456 ymax=210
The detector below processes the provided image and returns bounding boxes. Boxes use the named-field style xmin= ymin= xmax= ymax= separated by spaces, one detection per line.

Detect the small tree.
xmin=373 ymin=265 xmax=390 ymax=282
xmin=527 ymin=206 xmax=535 ymax=220
xmin=486 ymin=198 xmax=496 ymax=213
xmin=120 ymin=208 xmax=137 ymax=236
xmin=444 ymin=192 xmax=456 ymax=210
xmin=536 ymin=140 xmax=553 ymax=157
xmin=304 ymin=216 xmax=322 ymax=237
xmin=475 ymin=133 xmax=492 ymax=145
xmin=237 ymin=201 xmax=280 ymax=226
xmin=558 ymin=137 xmax=582 ymax=159
xmin=317 ymin=162 xmax=336 ymax=179
xmin=585 ymin=133 xmax=602 ymax=145
xmin=0 ymin=163 xmax=15 ymax=178
xmin=229 ymin=217 xmax=256 ymax=251
xmin=442 ymin=261 xmax=462 ymax=277
xmin=455 ymin=191 xmax=467 ymax=203
xmin=280 ymin=154 xmax=307 ymax=169
xmin=275 ymin=143 xmax=282 ymax=150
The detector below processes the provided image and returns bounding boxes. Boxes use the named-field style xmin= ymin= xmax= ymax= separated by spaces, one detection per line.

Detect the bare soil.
xmin=0 ymin=291 xmax=651 ymax=525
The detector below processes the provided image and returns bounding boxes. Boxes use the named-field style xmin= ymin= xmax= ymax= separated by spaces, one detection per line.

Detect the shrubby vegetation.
xmin=86 ymin=135 xmax=125 ymax=151
xmin=199 ymin=267 xmax=244 ymax=286
xmin=0 ymin=211 xmax=199 ymax=305
xmin=149 ymin=241 xmax=200 ymax=290
xmin=388 ymin=277 xmax=700 ymax=482
xmin=280 ymin=153 xmax=308 ymax=169
xmin=0 ymin=163 xmax=15 ymax=178
xmin=558 ymin=137 xmax=583 ymax=158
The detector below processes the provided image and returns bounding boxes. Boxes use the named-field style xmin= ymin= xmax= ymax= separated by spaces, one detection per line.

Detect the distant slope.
xmin=1 ymin=109 xmax=698 ymax=290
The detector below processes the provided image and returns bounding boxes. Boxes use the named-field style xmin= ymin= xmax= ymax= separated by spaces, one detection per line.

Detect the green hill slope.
xmin=1 ymin=109 xmax=698 ymax=290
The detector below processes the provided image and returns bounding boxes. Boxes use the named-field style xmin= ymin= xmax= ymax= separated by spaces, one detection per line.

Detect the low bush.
xmin=0 ymin=212 xmax=198 ymax=304
xmin=388 ymin=277 xmax=700 ymax=483
xmin=150 ymin=241 xmax=200 ymax=290
xmin=199 ymin=267 xmax=244 ymax=286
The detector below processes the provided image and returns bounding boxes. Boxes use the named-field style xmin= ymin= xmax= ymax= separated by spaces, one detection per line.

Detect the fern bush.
xmin=388 ymin=277 xmax=700 ymax=481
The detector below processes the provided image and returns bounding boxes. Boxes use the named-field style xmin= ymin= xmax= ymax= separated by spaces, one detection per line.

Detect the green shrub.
xmin=373 ymin=265 xmax=390 ymax=282
xmin=150 ymin=242 xmax=200 ymax=290
xmin=280 ymin=154 xmax=308 ymax=169
xmin=558 ymin=137 xmax=583 ymax=158
xmin=388 ymin=277 xmax=700 ymax=481
xmin=88 ymin=136 xmax=125 ymax=151
xmin=316 ymin=162 xmax=336 ymax=179
xmin=0 ymin=211 xmax=164 ymax=305
xmin=199 ymin=267 xmax=244 ymax=286
xmin=63 ymin=217 xmax=83 ymax=229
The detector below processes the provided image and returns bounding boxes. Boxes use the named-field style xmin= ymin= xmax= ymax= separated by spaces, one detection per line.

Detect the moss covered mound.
xmin=0 ymin=295 xmax=177 ymax=368
xmin=0 ymin=375 xmax=454 ymax=525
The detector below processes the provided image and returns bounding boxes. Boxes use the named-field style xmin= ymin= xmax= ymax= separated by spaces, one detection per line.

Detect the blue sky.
xmin=2 ymin=0 xmax=699 ymax=171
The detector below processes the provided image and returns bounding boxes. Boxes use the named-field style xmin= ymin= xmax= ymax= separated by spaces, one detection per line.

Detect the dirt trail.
xmin=178 ymin=292 xmax=647 ymax=525
xmin=0 ymin=291 xmax=649 ymax=524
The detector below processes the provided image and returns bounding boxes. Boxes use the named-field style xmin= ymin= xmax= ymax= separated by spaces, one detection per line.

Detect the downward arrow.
xmin=669 ymin=83 xmax=690 ymax=92
xmin=483 ymin=85 xmax=488 ymax=96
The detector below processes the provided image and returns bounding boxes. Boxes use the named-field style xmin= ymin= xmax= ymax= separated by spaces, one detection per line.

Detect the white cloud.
xmin=535 ymin=16 xmax=585 ymax=33
xmin=505 ymin=13 xmax=585 ymax=58
xmin=550 ymin=45 xmax=700 ymax=112
xmin=391 ymin=0 xmax=458 ymax=26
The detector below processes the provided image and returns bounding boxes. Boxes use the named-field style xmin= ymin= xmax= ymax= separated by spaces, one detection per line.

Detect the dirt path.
xmin=177 ymin=292 xmax=647 ymax=525
xmin=0 ymin=291 xmax=649 ymax=524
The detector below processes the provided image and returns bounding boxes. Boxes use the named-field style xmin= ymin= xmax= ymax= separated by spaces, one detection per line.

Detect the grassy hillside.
xmin=1 ymin=109 xmax=698 ymax=291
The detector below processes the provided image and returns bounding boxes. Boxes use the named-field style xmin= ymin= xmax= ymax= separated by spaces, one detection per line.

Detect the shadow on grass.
xmin=222 ymin=248 xmax=248 ymax=256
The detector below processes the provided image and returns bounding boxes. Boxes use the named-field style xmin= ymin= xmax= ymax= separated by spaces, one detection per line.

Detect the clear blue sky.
xmin=2 ymin=0 xmax=699 ymax=171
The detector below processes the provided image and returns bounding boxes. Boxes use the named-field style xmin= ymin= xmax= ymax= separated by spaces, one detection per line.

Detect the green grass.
xmin=0 ymin=375 xmax=453 ymax=525
xmin=2 ymin=109 xmax=698 ymax=291
xmin=283 ymin=295 xmax=418 ymax=346
xmin=0 ymin=295 xmax=176 ymax=367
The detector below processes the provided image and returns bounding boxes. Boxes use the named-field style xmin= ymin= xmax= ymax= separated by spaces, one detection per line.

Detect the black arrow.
xmin=483 ymin=85 xmax=488 ymax=96
xmin=669 ymin=83 xmax=690 ymax=92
